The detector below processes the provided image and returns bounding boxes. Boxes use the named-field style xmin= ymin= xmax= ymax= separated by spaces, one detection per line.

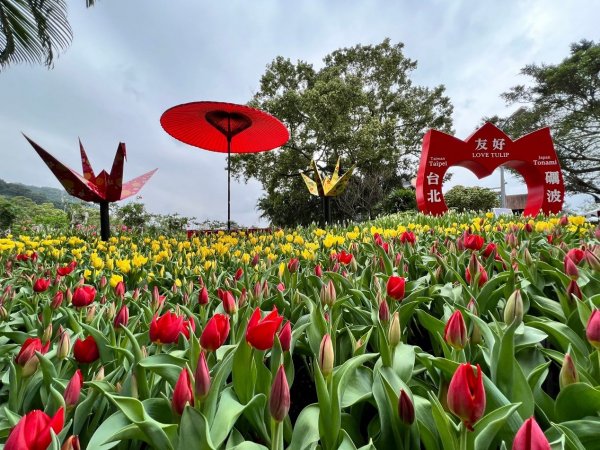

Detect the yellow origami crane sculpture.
xmin=301 ymin=158 xmax=355 ymax=197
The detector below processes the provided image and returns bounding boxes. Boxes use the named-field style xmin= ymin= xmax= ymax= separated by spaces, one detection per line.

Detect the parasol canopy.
xmin=160 ymin=101 xmax=289 ymax=230
xmin=160 ymin=101 xmax=289 ymax=153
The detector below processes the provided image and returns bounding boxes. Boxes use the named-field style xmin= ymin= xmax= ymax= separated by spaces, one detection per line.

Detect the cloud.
xmin=1 ymin=0 xmax=598 ymax=225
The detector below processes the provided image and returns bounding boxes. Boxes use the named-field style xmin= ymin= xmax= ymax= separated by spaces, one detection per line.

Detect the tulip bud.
xmin=262 ymin=280 xmax=269 ymax=298
xmin=512 ymin=417 xmax=551 ymax=450
xmin=584 ymin=249 xmax=600 ymax=271
xmin=42 ymin=324 xmax=53 ymax=344
xmin=172 ymin=368 xmax=193 ymax=415
xmin=57 ymin=332 xmax=71 ymax=360
xmin=132 ymin=288 xmax=140 ymax=300
xmin=447 ymin=363 xmax=486 ymax=431
xmin=251 ymin=253 xmax=260 ymax=267
xmin=318 ymin=334 xmax=334 ymax=377
xmin=61 ymin=436 xmax=81 ymax=450
xmin=278 ymin=321 xmax=292 ymax=352
xmin=566 ymin=279 xmax=583 ymax=302
xmin=52 ymin=291 xmax=64 ymax=309
xmin=398 ymin=389 xmax=415 ymax=425
xmin=238 ymin=288 xmax=247 ymax=308
xmin=114 ymin=281 xmax=126 ymax=299
xmin=99 ymin=275 xmax=108 ymax=289
xmin=388 ymin=312 xmax=401 ymax=347
xmin=559 ymin=353 xmax=578 ymax=389
xmin=320 ymin=279 xmax=336 ymax=307
xmin=114 ymin=305 xmax=129 ymax=329
xmin=194 ymin=351 xmax=211 ymax=399
xmin=198 ymin=286 xmax=209 ymax=305
xmin=586 ymin=310 xmax=600 ymax=349
xmin=564 ymin=256 xmax=579 ymax=280
xmin=65 ymin=287 xmax=73 ymax=304
xmin=350 ymin=256 xmax=358 ymax=272
xmin=444 ymin=310 xmax=467 ymax=350
xmin=85 ymin=305 xmax=96 ymax=323
xmin=314 ymin=264 xmax=323 ymax=277
xmin=22 ymin=355 xmax=40 ymax=377
xmin=93 ymin=366 xmax=105 ymax=381
xmin=0 ymin=305 xmax=8 ymax=321
xmin=504 ymin=289 xmax=524 ymax=326
xmin=64 ymin=370 xmax=83 ymax=407
xmin=378 ymin=300 xmax=390 ymax=322
xmin=269 ymin=365 xmax=290 ymax=422
xmin=559 ymin=215 xmax=569 ymax=226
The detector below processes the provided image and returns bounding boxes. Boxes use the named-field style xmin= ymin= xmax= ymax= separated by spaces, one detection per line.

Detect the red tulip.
xmin=447 ymin=363 xmax=486 ymax=431
xmin=72 ymin=285 xmax=96 ymax=307
xmin=512 ymin=417 xmax=551 ymax=450
xmin=586 ymin=309 xmax=600 ymax=349
xmin=482 ymin=243 xmax=497 ymax=258
xmin=33 ymin=278 xmax=51 ymax=293
xmin=278 ymin=321 xmax=292 ymax=352
xmin=198 ymin=286 xmax=209 ymax=305
xmin=287 ymin=258 xmax=300 ymax=273
xmin=246 ymin=307 xmax=285 ymax=350
xmin=114 ymin=281 xmax=126 ymax=298
xmin=194 ymin=351 xmax=211 ymax=398
xmin=149 ymin=311 xmax=186 ymax=344
xmin=465 ymin=264 xmax=488 ymax=287
xmin=51 ymin=291 xmax=64 ymax=309
xmin=218 ymin=289 xmax=237 ymax=315
xmin=181 ymin=316 xmax=196 ymax=339
xmin=172 ymin=368 xmax=193 ymax=415
xmin=251 ymin=253 xmax=260 ymax=267
xmin=234 ymin=267 xmax=244 ymax=281
xmin=336 ymin=250 xmax=353 ymax=265
xmin=564 ymin=255 xmax=579 ymax=280
xmin=444 ymin=310 xmax=468 ymax=350
xmin=64 ymin=369 xmax=83 ymax=407
xmin=269 ymin=365 xmax=290 ymax=422
xmin=73 ymin=336 xmax=100 ymax=364
xmin=200 ymin=314 xmax=230 ymax=351
xmin=464 ymin=234 xmax=484 ymax=251
xmin=566 ymin=248 xmax=585 ymax=265
xmin=57 ymin=261 xmax=76 ymax=276
xmin=314 ymin=264 xmax=323 ymax=277
xmin=113 ymin=305 xmax=129 ymax=328
xmin=15 ymin=337 xmax=50 ymax=366
xmin=566 ymin=280 xmax=583 ymax=301
xmin=400 ymin=231 xmax=416 ymax=244
xmin=398 ymin=389 xmax=415 ymax=425
xmin=4 ymin=407 xmax=64 ymax=450
xmin=386 ymin=276 xmax=406 ymax=301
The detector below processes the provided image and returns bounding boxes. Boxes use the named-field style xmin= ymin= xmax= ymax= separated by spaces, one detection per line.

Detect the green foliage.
xmin=494 ymin=40 xmax=600 ymax=199
xmin=374 ymin=188 xmax=417 ymax=216
xmin=0 ymin=194 xmax=69 ymax=233
xmin=0 ymin=195 xmax=17 ymax=231
xmin=0 ymin=178 xmax=74 ymax=209
xmin=444 ymin=185 xmax=499 ymax=212
xmin=113 ymin=202 xmax=154 ymax=232
xmin=231 ymin=39 xmax=453 ymax=226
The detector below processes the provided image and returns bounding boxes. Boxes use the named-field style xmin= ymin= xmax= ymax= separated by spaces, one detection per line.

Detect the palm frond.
xmin=0 ymin=0 xmax=72 ymax=70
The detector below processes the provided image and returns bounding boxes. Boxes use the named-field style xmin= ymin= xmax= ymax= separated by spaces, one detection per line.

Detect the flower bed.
xmin=0 ymin=213 xmax=599 ymax=450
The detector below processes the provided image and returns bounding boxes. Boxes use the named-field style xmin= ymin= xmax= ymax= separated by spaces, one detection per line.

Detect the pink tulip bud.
xmin=378 ymin=300 xmax=390 ymax=322
xmin=278 ymin=321 xmax=292 ymax=352
xmin=314 ymin=264 xmax=323 ymax=277
xmin=318 ymin=334 xmax=334 ymax=377
xmin=194 ymin=351 xmax=211 ymax=399
xmin=269 ymin=365 xmax=290 ymax=422
xmin=198 ymin=286 xmax=209 ymax=305
xmin=398 ymin=389 xmax=415 ymax=425
xmin=512 ymin=417 xmax=551 ymax=450
xmin=444 ymin=310 xmax=467 ymax=350
xmin=64 ymin=370 xmax=83 ymax=407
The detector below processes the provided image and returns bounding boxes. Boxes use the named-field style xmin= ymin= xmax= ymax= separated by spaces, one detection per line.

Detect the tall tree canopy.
xmin=231 ymin=39 xmax=453 ymax=226
xmin=498 ymin=40 xmax=600 ymax=200
xmin=0 ymin=0 xmax=95 ymax=70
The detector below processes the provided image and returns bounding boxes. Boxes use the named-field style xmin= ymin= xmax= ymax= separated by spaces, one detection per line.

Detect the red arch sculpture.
xmin=416 ymin=122 xmax=564 ymax=216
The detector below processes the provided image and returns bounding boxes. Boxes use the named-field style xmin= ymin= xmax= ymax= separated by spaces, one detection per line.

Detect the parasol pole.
xmin=227 ymin=115 xmax=231 ymax=231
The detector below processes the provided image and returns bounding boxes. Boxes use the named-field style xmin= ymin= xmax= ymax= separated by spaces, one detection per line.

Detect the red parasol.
xmin=160 ymin=101 xmax=289 ymax=229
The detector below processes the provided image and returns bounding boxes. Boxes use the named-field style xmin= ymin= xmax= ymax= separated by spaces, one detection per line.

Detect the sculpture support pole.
xmin=322 ymin=196 xmax=331 ymax=225
xmin=100 ymin=201 xmax=110 ymax=241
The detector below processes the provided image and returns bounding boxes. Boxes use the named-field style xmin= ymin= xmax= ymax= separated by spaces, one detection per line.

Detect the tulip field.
xmin=1 ymin=212 xmax=600 ymax=450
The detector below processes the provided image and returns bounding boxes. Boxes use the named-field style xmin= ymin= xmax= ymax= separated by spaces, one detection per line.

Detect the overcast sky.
xmin=1 ymin=0 xmax=598 ymax=225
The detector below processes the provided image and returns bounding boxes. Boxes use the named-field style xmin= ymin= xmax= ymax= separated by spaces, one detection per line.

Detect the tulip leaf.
xmin=477 ymin=272 xmax=511 ymax=315
xmin=555 ymin=383 xmax=600 ymax=422
xmin=178 ymin=406 xmax=215 ymax=450
xmin=232 ymin=340 xmax=254 ymax=404
xmin=527 ymin=319 xmax=589 ymax=359
xmin=341 ymin=366 xmax=373 ymax=408
xmin=139 ymin=354 xmax=187 ymax=386
xmin=545 ymin=419 xmax=600 ymax=450
xmin=550 ymin=423 xmax=587 ymax=450
xmin=210 ymin=388 xmax=265 ymax=449
xmin=229 ymin=443 xmax=269 ymax=450
xmin=471 ymin=403 xmax=521 ymax=450
xmin=427 ymin=391 xmax=458 ymax=450
xmin=288 ymin=404 xmax=320 ymax=450
xmin=86 ymin=409 xmax=131 ymax=450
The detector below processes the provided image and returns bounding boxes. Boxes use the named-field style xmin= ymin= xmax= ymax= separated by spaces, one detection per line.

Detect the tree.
xmin=231 ymin=39 xmax=453 ymax=226
xmin=374 ymin=188 xmax=417 ymax=216
xmin=0 ymin=0 xmax=95 ymax=71
xmin=0 ymin=195 xmax=17 ymax=231
xmin=496 ymin=40 xmax=600 ymax=200
xmin=444 ymin=186 xmax=499 ymax=212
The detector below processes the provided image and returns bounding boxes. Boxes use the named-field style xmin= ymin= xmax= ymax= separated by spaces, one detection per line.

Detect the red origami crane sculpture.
xmin=24 ymin=135 xmax=157 ymax=240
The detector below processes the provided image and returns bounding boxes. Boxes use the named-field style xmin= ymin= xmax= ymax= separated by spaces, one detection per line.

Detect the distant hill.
xmin=0 ymin=178 xmax=76 ymax=209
